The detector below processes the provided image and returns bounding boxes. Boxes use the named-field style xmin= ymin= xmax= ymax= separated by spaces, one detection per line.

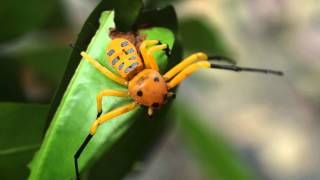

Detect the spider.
xmin=74 ymin=38 xmax=283 ymax=179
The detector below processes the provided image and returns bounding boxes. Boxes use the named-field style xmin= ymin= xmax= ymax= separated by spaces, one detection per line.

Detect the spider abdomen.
xmin=128 ymin=69 xmax=168 ymax=108
xmin=106 ymin=38 xmax=144 ymax=80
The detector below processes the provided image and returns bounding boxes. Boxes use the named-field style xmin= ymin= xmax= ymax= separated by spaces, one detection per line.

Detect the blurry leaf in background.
xmin=174 ymin=101 xmax=255 ymax=180
xmin=0 ymin=103 xmax=49 ymax=180
xmin=28 ymin=8 xmax=176 ymax=179
xmin=143 ymin=0 xmax=182 ymax=9
xmin=179 ymin=17 xmax=231 ymax=56
xmin=136 ymin=5 xmax=178 ymax=33
xmin=0 ymin=45 xmax=70 ymax=103
xmin=112 ymin=0 xmax=143 ymax=31
xmin=0 ymin=0 xmax=57 ymax=42
xmin=40 ymin=2 xmax=69 ymax=30
xmin=0 ymin=58 xmax=25 ymax=102
xmin=15 ymin=45 xmax=71 ymax=86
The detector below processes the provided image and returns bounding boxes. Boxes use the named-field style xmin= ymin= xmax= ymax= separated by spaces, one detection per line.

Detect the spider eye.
xmin=153 ymin=77 xmax=160 ymax=82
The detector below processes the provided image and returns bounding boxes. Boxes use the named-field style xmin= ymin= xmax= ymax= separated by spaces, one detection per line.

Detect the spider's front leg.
xmin=163 ymin=52 xmax=237 ymax=82
xmin=166 ymin=61 xmax=211 ymax=89
xmin=163 ymin=52 xmax=208 ymax=81
xmin=164 ymin=53 xmax=283 ymax=89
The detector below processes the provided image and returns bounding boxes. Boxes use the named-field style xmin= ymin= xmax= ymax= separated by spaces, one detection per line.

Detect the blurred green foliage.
xmin=179 ymin=17 xmax=231 ymax=56
xmin=0 ymin=103 xmax=49 ymax=180
xmin=175 ymin=101 xmax=254 ymax=180
xmin=0 ymin=0 xmax=57 ymax=42
xmin=144 ymin=0 xmax=182 ymax=9
xmin=0 ymin=58 xmax=25 ymax=102
xmin=0 ymin=0 xmax=254 ymax=180
xmin=0 ymin=45 xmax=70 ymax=102
xmin=15 ymin=45 xmax=71 ymax=85
xmin=136 ymin=5 xmax=178 ymax=33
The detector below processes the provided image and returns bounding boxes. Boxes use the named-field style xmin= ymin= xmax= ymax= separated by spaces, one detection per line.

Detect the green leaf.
xmin=88 ymin=7 xmax=181 ymax=179
xmin=43 ymin=0 xmax=145 ymax=131
xmin=88 ymin=103 xmax=173 ymax=179
xmin=179 ymin=18 xmax=231 ymax=56
xmin=174 ymin=101 xmax=255 ymax=180
xmin=0 ymin=103 xmax=49 ymax=180
xmin=28 ymin=11 xmax=175 ymax=180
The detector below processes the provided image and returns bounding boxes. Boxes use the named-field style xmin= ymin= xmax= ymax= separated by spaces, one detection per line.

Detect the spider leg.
xmin=139 ymin=40 xmax=169 ymax=71
xmin=167 ymin=61 xmax=210 ymax=89
xmin=166 ymin=61 xmax=283 ymax=89
xmin=167 ymin=92 xmax=176 ymax=99
xmin=163 ymin=53 xmax=237 ymax=81
xmin=80 ymin=52 xmax=128 ymax=86
xmin=74 ymin=134 xmax=93 ymax=180
xmin=163 ymin=52 xmax=208 ymax=81
xmin=145 ymin=43 xmax=169 ymax=71
xmin=89 ymin=102 xmax=138 ymax=135
xmin=74 ymin=100 xmax=137 ymax=180
xmin=96 ymin=89 xmax=129 ymax=114
xmin=207 ymin=55 xmax=236 ymax=65
xmin=139 ymin=40 xmax=159 ymax=69
xmin=210 ymin=64 xmax=283 ymax=75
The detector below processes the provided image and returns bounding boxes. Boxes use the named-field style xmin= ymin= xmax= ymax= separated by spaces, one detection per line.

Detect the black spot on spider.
xmin=152 ymin=103 xmax=159 ymax=108
xmin=154 ymin=77 xmax=160 ymax=82
xmin=137 ymin=90 xmax=143 ymax=97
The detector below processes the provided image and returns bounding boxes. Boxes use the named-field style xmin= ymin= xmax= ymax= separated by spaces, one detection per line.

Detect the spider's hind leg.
xmin=74 ymin=134 xmax=93 ymax=180
xmin=74 ymin=110 xmax=104 ymax=180
xmin=73 ymin=89 xmax=133 ymax=180
xmin=73 ymin=102 xmax=138 ymax=180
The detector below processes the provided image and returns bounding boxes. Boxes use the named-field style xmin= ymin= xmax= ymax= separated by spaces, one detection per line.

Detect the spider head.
xmin=128 ymin=69 xmax=169 ymax=114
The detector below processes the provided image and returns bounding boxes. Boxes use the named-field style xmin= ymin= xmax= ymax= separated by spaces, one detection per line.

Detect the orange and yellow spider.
xmin=74 ymin=38 xmax=283 ymax=179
